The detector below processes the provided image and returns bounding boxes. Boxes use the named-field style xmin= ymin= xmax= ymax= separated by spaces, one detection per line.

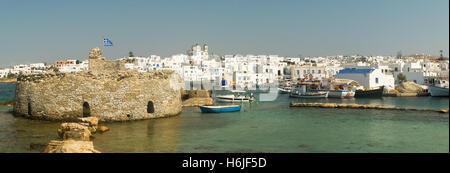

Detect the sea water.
xmin=0 ymin=83 xmax=448 ymax=153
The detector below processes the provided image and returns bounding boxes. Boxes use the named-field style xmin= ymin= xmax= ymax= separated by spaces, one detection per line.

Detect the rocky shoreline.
xmin=182 ymin=90 xmax=213 ymax=107
xmin=42 ymin=116 xmax=108 ymax=153
xmin=0 ymin=78 xmax=17 ymax=83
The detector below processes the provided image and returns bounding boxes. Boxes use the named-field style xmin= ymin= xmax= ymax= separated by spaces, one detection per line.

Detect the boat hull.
xmin=216 ymin=98 xmax=252 ymax=102
xmin=428 ymin=86 xmax=449 ymax=97
xmin=355 ymin=86 xmax=384 ymax=98
xmin=200 ymin=105 xmax=241 ymax=113
xmin=289 ymin=92 xmax=328 ymax=98
xmin=278 ymin=88 xmax=291 ymax=94
xmin=310 ymin=90 xmax=354 ymax=98
xmin=215 ymin=95 xmax=254 ymax=102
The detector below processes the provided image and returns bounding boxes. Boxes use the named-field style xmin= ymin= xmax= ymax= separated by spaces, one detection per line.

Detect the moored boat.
xmin=200 ymin=105 xmax=241 ymax=113
xmin=355 ymin=86 xmax=384 ymax=98
xmin=310 ymin=89 xmax=355 ymax=98
xmin=428 ymin=79 xmax=449 ymax=97
xmin=428 ymin=85 xmax=449 ymax=97
xmin=215 ymin=94 xmax=255 ymax=102
xmin=289 ymin=91 xmax=328 ymax=98
xmin=278 ymin=87 xmax=292 ymax=94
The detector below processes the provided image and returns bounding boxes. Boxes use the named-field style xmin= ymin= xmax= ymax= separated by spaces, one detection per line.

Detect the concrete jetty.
xmin=289 ymin=102 xmax=449 ymax=113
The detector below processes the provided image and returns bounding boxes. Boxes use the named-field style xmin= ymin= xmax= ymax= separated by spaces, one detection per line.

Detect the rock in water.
xmin=97 ymin=125 xmax=109 ymax=133
xmin=78 ymin=117 xmax=98 ymax=127
xmin=57 ymin=123 xmax=91 ymax=141
xmin=182 ymin=97 xmax=213 ymax=107
xmin=43 ymin=140 xmax=100 ymax=153
xmin=395 ymin=82 xmax=424 ymax=93
xmin=78 ymin=117 xmax=99 ymax=133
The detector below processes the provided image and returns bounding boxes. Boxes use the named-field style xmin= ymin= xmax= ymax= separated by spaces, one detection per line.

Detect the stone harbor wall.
xmin=89 ymin=58 xmax=126 ymax=73
xmin=13 ymin=48 xmax=184 ymax=121
xmin=182 ymin=90 xmax=213 ymax=107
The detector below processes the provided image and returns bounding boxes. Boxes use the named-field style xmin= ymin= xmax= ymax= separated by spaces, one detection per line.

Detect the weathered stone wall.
xmin=89 ymin=59 xmax=126 ymax=73
xmin=14 ymin=48 xmax=184 ymax=121
xmin=187 ymin=90 xmax=211 ymax=98
xmin=14 ymin=70 xmax=184 ymax=121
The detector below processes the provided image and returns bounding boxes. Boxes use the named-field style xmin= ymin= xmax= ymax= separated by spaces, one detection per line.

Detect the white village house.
xmin=335 ymin=68 xmax=395 ymax=90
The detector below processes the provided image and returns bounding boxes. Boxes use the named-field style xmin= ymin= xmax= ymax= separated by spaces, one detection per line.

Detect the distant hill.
xmin=404 ymin=54 xmax=448 ymax=60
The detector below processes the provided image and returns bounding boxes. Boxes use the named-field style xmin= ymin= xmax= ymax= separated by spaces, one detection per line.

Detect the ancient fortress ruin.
xmin=14 ymin=48 xmax=184 ymax=121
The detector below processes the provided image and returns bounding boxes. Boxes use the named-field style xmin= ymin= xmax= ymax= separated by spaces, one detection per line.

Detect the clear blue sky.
xmin=0 ymin=0 xmax=448 ymax=67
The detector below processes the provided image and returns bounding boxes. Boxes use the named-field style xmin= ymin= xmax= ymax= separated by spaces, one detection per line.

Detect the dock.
xmin=289 ymin=102 xmax=449 ymax=113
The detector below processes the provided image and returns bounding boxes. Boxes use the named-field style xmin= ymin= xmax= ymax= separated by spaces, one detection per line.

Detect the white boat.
xmin=215 ymin=94 xmax=255 ymax=102
xmin=289 ymin=91 xmax=329 ymax=98
xmin=429 ymin=86 xmax=449 ymax=97
xmin=278 ymin=87 xmax=292 ymax=94
xmin=428 ymin=79 xmax=449 ymax=97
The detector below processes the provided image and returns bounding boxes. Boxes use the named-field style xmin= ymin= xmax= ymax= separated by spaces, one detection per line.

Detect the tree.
xmin=76 ymin=60 xmax=80 ymax=64
xmin=397 ymin=73 xmax=407 ymax=82
xmin=7 ymin=73 xmax=17 ymax=79
xmin=129 ymin=51 xmax=134 ymax=57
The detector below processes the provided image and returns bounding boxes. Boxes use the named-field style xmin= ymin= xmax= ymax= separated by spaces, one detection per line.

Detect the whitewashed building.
xmin=0 ymin=68 xmax=11 ymax=78
xmin=335 ymin=68 xmax=395 ymax=90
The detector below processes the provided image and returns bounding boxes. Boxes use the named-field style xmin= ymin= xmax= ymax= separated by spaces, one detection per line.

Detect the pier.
xmin=290 ymin=102 xmax=449 ymax=113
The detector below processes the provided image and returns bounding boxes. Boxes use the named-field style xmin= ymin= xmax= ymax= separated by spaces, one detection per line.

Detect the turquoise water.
xmin=0 ymin=83 xmax=15 ymax=103
xmin=0 ymin=84 xmax=448 ymax=153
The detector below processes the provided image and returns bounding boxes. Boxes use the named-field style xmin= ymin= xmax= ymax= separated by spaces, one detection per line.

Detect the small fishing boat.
xmin=310 ymin=89 xmax=355 ymax=98
xmin=215 ymin=94 xmax=255 ymax=102
xmin=199 ymin=105 xmax=241 ymax=113
xmin=428 ymin=79 xmax=449 ymax=97
xmin=278 ymin=87 xmax=292 ymax=94
xmin=289 ymin=82 xmax=328 ymax=98
xmin=355 ymin=86 xmax=384 ymax=98
xmin=429 ymin=86 xmax=449 ymax=97
xmin=215 ymin=90 xmax=255 ymax=102
xmin=289 ymin=91 xmax=328 ymax=98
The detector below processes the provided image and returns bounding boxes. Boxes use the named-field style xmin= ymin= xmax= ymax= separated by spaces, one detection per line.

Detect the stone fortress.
xmin=14 ymin=48 xmax=184 ymax=121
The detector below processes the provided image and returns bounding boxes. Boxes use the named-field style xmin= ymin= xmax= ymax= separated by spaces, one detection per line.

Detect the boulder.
xmin=57 ymin=123 xmax=91 ymax=141
xmin=396 ymin=82 xmax=424 ymax=93
xmin=182 ymin=98 xmax=213 ymax=107
xmin=97 ymin=125 xmax=110 ymax=133
xmin=43 ymin=140 xmax=100 ymax=153
xmin=78 ymin=117 xmax=98 ymax=127
xmin=78 ymin=117 xmax=98 ymax=133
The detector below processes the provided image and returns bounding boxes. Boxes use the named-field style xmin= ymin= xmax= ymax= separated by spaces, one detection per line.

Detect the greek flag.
xmin=103 ymin=38 xmax=113 ymax=47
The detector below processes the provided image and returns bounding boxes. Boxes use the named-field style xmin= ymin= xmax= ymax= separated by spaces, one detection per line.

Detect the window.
xmin=28 ymin=103 xmax=32 ymax=116
xmin=147 ymin=101 xmax=155 ymax=113
xmin=296 ymin=70 xmax=300 ymax=75
xmin=303 ymin=70 xmax=306 ymax=74
xmin=375 ymin=78 xmax=379 ymax=84
xmin=83 ymin=102 xmax=90 ymax=117
xmin=318 ymin=70 xmax=321 ymax=74
xmin=312 ymin=70 xmax=315 ymax=74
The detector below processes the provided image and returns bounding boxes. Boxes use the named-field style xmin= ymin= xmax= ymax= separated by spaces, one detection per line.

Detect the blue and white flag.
xmin=103 ymin=38 xmax=113 ymax=47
